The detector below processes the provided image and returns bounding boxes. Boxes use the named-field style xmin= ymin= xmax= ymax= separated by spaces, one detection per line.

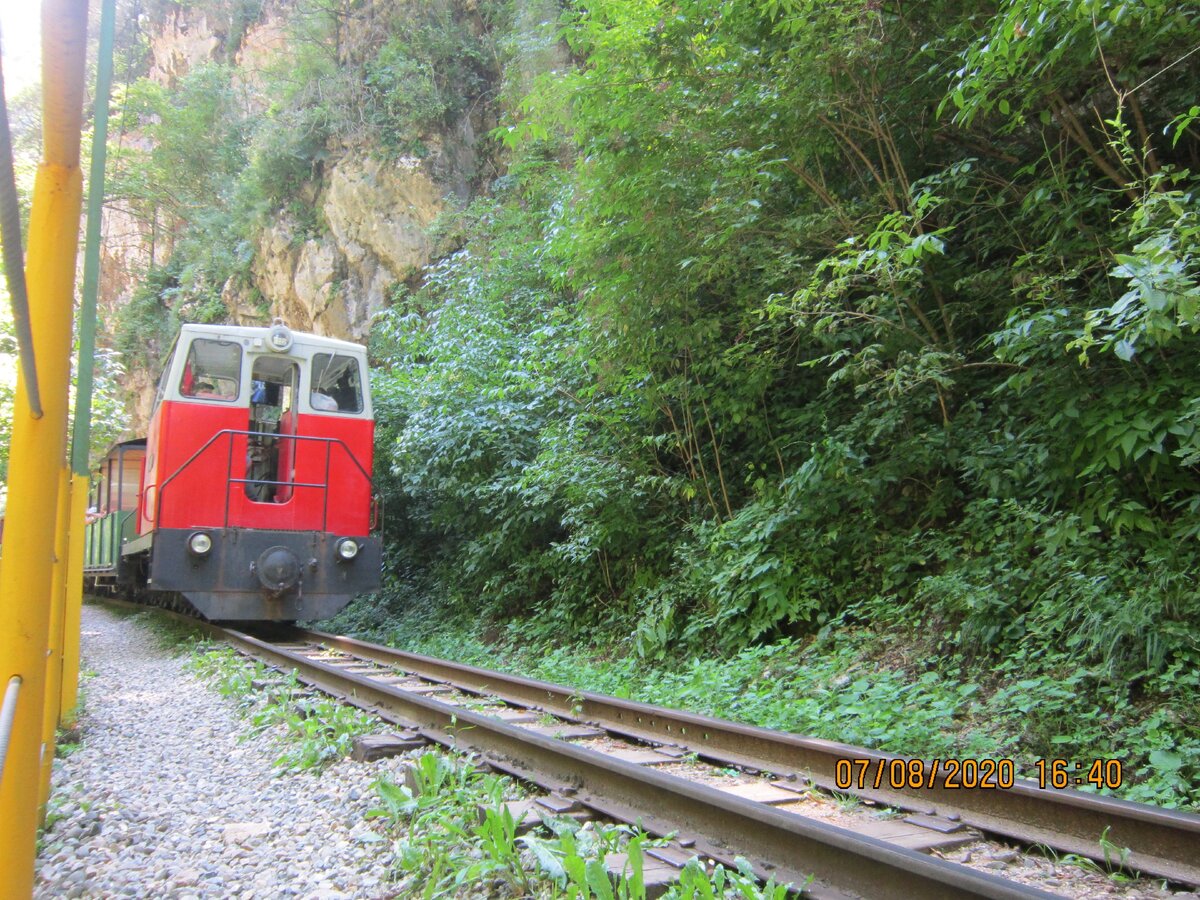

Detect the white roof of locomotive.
xmin=178 ymin=323 xmax=366 ymax=355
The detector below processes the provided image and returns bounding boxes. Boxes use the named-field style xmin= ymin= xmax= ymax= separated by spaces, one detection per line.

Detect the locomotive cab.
xmin=121 ymin=321 xmax=380 ymax=620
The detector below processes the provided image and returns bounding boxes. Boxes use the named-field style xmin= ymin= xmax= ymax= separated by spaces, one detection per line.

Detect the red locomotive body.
xmin=90 ymin=321 xmax=380 ymax=621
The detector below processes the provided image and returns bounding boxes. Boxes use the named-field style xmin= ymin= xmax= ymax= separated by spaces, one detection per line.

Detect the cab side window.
xmin=310 ymin=353 xmax=363 ymax=414
xmin=180 ymin=339 xmax=242 ymax=401
xmin=150 ymin=344 xmax=177 ymax=416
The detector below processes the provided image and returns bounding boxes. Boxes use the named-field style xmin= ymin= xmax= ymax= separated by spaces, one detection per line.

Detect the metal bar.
xmin=70 ymin=0 xmax=117 ymax=475
xmin=0 ymin=29 xmax=41 ymax=418
xmin=111 ymin=451 xmax=123 ymax=563
xmin=0 ymin=677 xmax=22 ymax=786
xmin=228 ymin=478 xmax=327 ymax=489
xmin=42 ymin=1 xmax=88 ymax=169
xmin=224 ymin=432 xmax=235 ymax=528
xmin=65 ymin=116 xmax=112 ymax=705
xmin=222 ymin=628 xmax=1050 ymax=900
xmin=322 ymin=441 xmax=331 ymax=531
xmin=42 ymin=466 xmax=73 ymax=807
xmin=302 ymin=628 xmax=1200 ymax=887
xmin=159 ymin=430 xmax=372 ymax=499
xmin=86 ymin=476 xmax=96 ymax=565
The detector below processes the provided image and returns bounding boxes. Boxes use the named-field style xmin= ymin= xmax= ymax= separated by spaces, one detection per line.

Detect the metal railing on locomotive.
xmin=145 ymin=429 xmax=375 ymax=533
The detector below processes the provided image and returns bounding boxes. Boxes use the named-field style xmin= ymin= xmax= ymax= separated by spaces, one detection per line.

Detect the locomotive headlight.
xmin=335 ymin=538 xmax=359 ymax=561
xmin=268 ymin=318 xmax=293 ymax=352
xmin=188 ymin=531 xmax=213 ymax=556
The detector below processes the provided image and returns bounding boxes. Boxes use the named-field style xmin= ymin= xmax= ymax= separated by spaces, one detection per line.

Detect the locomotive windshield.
xmin=180 ymin=338 xmax=242 ymax=401
xmin=310 ymin=353 xmax=364 ymax=413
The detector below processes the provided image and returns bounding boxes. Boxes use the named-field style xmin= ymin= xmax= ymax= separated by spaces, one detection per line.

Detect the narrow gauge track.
xmin=104 ymin=600 xmax=1200 ymax=897
xmin=289 ymin=625 xmax=1200 ymax=889
xmin=216 ymin=622 xmax=1051 ymax=900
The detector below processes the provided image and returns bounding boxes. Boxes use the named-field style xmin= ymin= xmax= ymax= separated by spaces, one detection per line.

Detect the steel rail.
xmin=294 ymin=627 xmax=1200 ymax=887
xmin=215 ymin=625 xmax=1054 ymax=900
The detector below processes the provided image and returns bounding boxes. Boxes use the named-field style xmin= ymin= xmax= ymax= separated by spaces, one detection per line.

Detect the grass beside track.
xmin=325 ymin=597 xmax=1200 ymax=813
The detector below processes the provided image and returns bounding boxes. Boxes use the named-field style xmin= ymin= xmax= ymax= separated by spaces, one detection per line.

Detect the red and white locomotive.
xmin=84 ymin=321 xmax=380 ymax=620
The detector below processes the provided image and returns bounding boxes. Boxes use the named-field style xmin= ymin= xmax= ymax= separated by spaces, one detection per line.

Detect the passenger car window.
xmin=310 ymin=353 xmax=363 ymax=413
xmin=180 ymin=339 xmax=242 ymax=401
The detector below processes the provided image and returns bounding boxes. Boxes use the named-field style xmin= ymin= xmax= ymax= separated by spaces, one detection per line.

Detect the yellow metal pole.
xmin=60 ymin=473 xmax=90 ymax=725
xmin=39 ymin=466 xmax=72 ymax=811
xmin=0 ymin=2 xmax=88 ymax=896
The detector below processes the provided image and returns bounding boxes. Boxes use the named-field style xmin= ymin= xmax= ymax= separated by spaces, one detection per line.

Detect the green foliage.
xmin=368 ymin=174 xmax=658 ymax=624
xmin=127 ymin=609 xmax=206 ymax=652
xmin=364 ymin=7 xmax=493 ymax=157
xmin=253 ymin=685 xmax=377 ymax=772
xmin=108 ymin=62 xmax=258 ymax=345
xmin=350 ymin=0 xmax=1200 ymax=813
xmin=244 ymin=103 xmax=329 ymax=210
xmin=83 ymin=348 xmax=133 ymax=466
xmin=1076 ymin=172 xmax=1200 ymax=359
xmin=945 ymin=1 xmax=1200 ymax=136
xmin=187 ymin=645 xmax=377 ymax=772
xmin=112 ymin=264 xmax=182 ymax=370
xmin=369 ymin=750 xmax=787 ymax=897
xmin=370 ymin=752 xmax=537 ymax=896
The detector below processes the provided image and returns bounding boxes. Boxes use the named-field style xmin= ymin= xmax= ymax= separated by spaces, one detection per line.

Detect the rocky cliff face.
xmin=100 ymin=0 xmax=497 ymax=425
xmin=95 ymin=0 xmax=571 ymax=431
xmin=240 ymin=149 xmax=443 ymax=341
xmin=148 ymin=7 xmax=225 ymax=85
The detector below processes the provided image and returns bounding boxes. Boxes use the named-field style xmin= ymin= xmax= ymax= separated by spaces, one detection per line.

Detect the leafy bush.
xmin=363 ymin=6 xmax=496 ymax=156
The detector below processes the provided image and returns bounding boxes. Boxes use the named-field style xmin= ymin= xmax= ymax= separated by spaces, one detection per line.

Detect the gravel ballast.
xmin=35 ymin=604 xmax=408 ymax=899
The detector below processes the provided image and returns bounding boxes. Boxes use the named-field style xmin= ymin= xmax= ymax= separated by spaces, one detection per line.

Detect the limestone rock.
xmin=323 ymin=151 xmax=441 ymax=281
xmin=149 ymin=10 xmax=222 ymax=86
xmin=246 ymin=152 xmax=445 ymax=341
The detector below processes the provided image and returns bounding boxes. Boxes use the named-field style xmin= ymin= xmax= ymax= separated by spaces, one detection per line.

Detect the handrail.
xmin=0 ymin=676 xmax=23 ymax=786
xmin=155 ymin=429 xmax=373 ymax=532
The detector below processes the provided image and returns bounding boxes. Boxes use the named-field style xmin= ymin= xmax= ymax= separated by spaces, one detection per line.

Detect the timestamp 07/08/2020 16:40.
xmin=834 ymin=756 xmax=1124 ymax=792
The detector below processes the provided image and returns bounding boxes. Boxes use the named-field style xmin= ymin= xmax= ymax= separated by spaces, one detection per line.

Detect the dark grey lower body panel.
xmin=147 ymin=527 xmax=380 ymax=621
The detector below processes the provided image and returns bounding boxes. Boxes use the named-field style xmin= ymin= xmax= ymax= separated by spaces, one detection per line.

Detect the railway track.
xmin=285 ymin=625 xmax=1200 ymax=889
xmin=218 ymin=623 xmax=1048 ymax=899
xmin=104 ymin=601 xmax=1200 ymax=897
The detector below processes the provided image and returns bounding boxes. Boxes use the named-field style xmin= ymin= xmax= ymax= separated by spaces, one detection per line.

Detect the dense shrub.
xmin=359 ymin=7 xmax=1200 ymax=804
